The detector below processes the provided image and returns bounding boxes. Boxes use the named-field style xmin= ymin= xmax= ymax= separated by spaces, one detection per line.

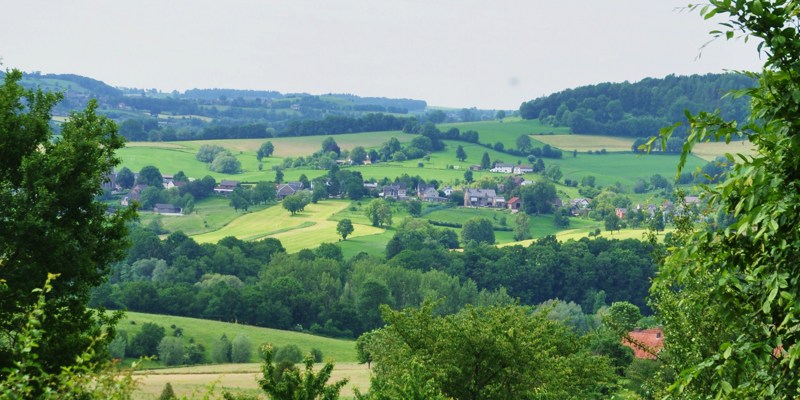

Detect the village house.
xmin=469 ymin=165 xmax=483 ymax=171
xmin=513 ymin=164 xmax=533 ymax=174
xmin=120 ymin=184 xmax=149 ymax=206
xmin=615 ymin=208 xmax=627 ymax=219
xmin=622 ymin=327 xmax=664 ymax=359
xmin=441 ymin=186 xmax=453 ymax=197
xmin=276 ymin=181 xmax=305 ymax=199
xmin=508 ymin=196 xmax=522 ymax=211
xmin=382 ymin=184 xmax=408 ymax=200
xmin=570 ymin=198 xmax=591 ymax=216
xmin=464 ymin=188 xmax=501 ymax=207
xmin=490 ymin=163 xmax=514 ymax=173
xmin=417 ymin=184 xmax=447 ymax=203
xmin=214 ymin=180 xmax=239 ymax=195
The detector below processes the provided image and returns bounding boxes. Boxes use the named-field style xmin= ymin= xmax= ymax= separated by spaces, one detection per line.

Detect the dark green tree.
xmin=282 ymin=194 xmax=307 ymax=215
xmin=158 ymin=382 xmax=177 ymax=400
xmin=463 ymin=170 xmax=474 ymax=183
xmin=520 ymin=180 xmax=557 ymax=214
xmin=455 ymin=145 xmax=467 ymax=162
xmin=210 ymin=154 xmax=242 ymax=174
xmin=138 ymin=165 xmax=164 ymax=188
xmin=129 ymin=322 xmax=166 ymax=357
xmin=604 ymin=213 xmax=621 ymax=234
xmin=364 ymin=199 xmax=392 ymax=227
xmin=406 ymin=200 xmax=422 ymax=217
xmin=461 ymin=218 xmax=495 ymax=245
xmin=116 ymin=166 xmax=135 ymax=189
xmin=336 ymin=219 xmax=354 ymax=240
xmin=350 ymin=146 xmax=367 ymax=164
xmin=252 ymin=181 xmax=277 ymax=205
xmin=0 ymin=70 xmax=135 ymax=375
xmin=257 ymin=141 xmax=275 ymax=161
xmin=480 ymin=151 xmax=491 ymax=169
xmin=195 ymin=144 xmax=227 ymax=163
xmin=516 ymin=134 xmax=532 ymax=153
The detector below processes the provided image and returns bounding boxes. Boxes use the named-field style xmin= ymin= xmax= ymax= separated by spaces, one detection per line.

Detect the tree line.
xmin=519 ymin=73 xmax=754 ymax=138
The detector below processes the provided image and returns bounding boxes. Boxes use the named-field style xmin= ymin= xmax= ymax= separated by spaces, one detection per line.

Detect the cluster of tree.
xmin=282 ymin=113 xmax=412 ymax=137
xmin=195 ymin=144 xmax=242 ymax=174
xmin=356 ymin=301 xmax=653 ymax=399
xmin=520 ymin=73 xmax=754 ymax=138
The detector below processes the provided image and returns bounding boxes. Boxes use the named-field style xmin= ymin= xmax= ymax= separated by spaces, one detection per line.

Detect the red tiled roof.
xmin=622 ymin=327 xmax=664 ymax=359
xmin=507 ymin=196 xmax=520 ymax=204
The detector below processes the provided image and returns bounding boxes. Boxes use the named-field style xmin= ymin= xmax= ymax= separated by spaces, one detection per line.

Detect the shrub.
xmin=273 ymin=344 xmax=303 ymax=365
xmin=231 ymin=334 xmax=253 ymax=363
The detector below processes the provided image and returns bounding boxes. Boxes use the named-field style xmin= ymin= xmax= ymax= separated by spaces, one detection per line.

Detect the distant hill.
xmin=519 ymin=73 xmax=755 ymax=138
xmin=11 ymin=70 xmax=431 ymax=140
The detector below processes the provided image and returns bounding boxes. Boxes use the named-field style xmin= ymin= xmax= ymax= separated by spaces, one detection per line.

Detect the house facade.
xmin=464 ymin=188 xmax=500 ymax=207
xmin=490 ymin=163 xmax=514 ymax=173
xmin=214 ymin=180 xmax=239 ymax=195
xmin=513 ymin=165 xmax=533 ymax=174
xmin=277 ymin=181 xmax=304 ymax=199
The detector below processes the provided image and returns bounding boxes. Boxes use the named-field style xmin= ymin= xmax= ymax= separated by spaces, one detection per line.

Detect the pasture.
xmin=438 ymin=118 xmax=570 ymax=149
xmin=132 ymin=362 xmax=370 ymax=400
xmin=533 ymin=134 xmax=636 ymax=152
xmin=690 ymin=139 xmax=755 ymax=161
xmin=138 ymin=197 xmax=246 ymax=236
xmin=190 ymin=200 xmax=384 ymax=252
xmin=119 ymin=312 xmax=358 ymax=364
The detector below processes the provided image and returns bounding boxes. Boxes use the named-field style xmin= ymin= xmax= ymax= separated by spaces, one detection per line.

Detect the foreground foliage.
xmin=359 ymin=303 xmax=618 ymax=399
xmin=651 ymin=1 xmax=800 ymax=398
xmin=0 ymin=69 xmax=135 ymax=382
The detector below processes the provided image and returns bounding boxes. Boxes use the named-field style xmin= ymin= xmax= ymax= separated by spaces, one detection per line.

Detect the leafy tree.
xmin=363 ymin=303 xmax=617 ymax=399
xmin=520 ymin=180 xmax=557 ymax=214
xmin=196 ymin=144 xmax=227 ymax=163
xmin=336 ymin=219 xmax=354 ymax=241
xmin=649 ymin=4 xmax=800 ymax=398
xmin=0 ymin=71 xmax=135 ymax=375
xmin=364 ymin=198 xmax=392 ymax=227
xmin=553 ymin=206 xmax=570 ymax=228
xmin=116 ymin=166 xmax=135 ymax=189
xmin=516 ymin=134 xmax=532 ymax=153
xmin=496 ymin=110 xmax=506 ymax=120
xmin=283 ymin=194 xmax=307 ymax=215
xmin=513 ymin=212 xmax=531 ymax=241
xmin=257 ymin=344 xmax=348 ymax=400
xmin=257 ymin=141 xmax=275 ymax=161
xmin=463 ymin=169 xmax=473 ymax=183
xmin=210 ymin=153 xmax=242 ymax=174
xmin=231 ymin=334 xmax=253 ymax=363
xmin=273 ymin=344 xmax=303 ymax=365
xmin=356 ymin=330 xmax=377 ymax=369
xmin=406 ymin=200 xmax=422 ymax=217
xmin=158 ymin=382 xmax=177 ymax=400
xmin=350 ymin=146 xmax=367 ymax=164
xmin=108 ymin=330 xmax=127 ymax=359
xmin=461 ymin=217 xmax=495 ymax=245
xmin=455 ymin=145 xmax=467 ymax=162
xmin=604 ymin=213 xmax=621 ymax=234
xmin=252 ymin=181 xmax=277 ymax=204
xmin=229 ymin=187 xmax=252 ymax=211
xmin=212 ymin=334 xmax=232 ymax=363
xmin=274 ymin=167 xmax=284 ymax=183
xmin=129 ymin=322 xmax=166 ymax=358
xmin=480 ymin=151 xmax=491 ymax=169
xmin=648 ymin=210 xmax=664 ymax=233
xmin=138 ymin=165 xmax=165 ymax=188
xmin=158 ymin=336 xmax=186 ymax=366
xmin=321 ymin=136 xmax=341 ymax=156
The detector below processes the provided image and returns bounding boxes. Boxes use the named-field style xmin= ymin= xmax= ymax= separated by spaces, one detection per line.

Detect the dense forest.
xmin=91 ymin=220 xmax=657 ymax=339
xmin=519 ymin=73 xmax=755 ymax=138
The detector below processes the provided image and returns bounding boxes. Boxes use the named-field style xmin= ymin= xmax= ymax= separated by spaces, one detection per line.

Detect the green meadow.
xmin=118 ymin=312 xmax=366 ymax=399
xmin=438 ymin=118 xmax=570 ymax=149
xmin=190 ymin=200 xmax=383 ymax=252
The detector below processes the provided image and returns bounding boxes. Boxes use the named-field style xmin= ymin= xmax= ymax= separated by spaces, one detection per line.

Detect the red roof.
xmin=507 ymin=196 xmax=520 ymax=205
xmin=622 ymin=327 xmax=664 ymax=359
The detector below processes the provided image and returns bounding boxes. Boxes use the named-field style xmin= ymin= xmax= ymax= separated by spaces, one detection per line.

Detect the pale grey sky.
xmin=1 ymin=1 xmax=761 ymax=109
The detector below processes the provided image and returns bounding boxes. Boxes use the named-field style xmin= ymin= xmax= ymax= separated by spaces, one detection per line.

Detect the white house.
xmin=490 ymin=163 xmax=514 ymax=173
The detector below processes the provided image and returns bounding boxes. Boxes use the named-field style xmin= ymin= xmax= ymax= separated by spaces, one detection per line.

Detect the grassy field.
xmin=438 ymin=118 xmax=570 ymax=149
xmin=119 ymin=312 xmax=358 ymax=364
xmin=138 ymin=197 xmax=248 ymax=236
xmin=190 ymin=200 xmax=384 ymax=251
xmin=533 ymin=134 xmax=636 ymax=152
xmin=118 ymin=312 xmax=364 ymax=399
xmin=690 ymin=139 xmax=755 ymax=161
xmin=132 ymin=362 xmax=370 ymax=400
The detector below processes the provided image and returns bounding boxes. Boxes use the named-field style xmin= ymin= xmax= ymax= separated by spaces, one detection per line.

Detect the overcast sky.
xmin=1 ymin=1 xmax=762 ymax=109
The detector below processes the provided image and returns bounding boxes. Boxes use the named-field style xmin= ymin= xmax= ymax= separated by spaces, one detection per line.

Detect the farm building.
xmin=622 ymin=327 xmax=664 ymax=359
